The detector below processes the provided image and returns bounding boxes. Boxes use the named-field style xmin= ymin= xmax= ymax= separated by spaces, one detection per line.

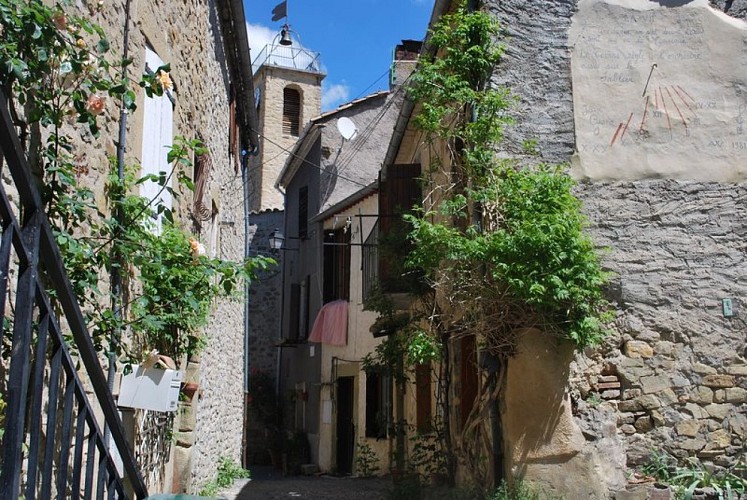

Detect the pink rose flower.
xmin=85 ymin=95 xmax=106 ymax=115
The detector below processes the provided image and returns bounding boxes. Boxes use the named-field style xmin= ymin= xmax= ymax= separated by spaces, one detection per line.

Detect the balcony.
xmin=252 ymin=43 xmax=323 ymax=75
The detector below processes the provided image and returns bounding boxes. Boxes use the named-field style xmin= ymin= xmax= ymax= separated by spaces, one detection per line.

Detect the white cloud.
xmin=322 ymin=83 xmax=350 ymax=111
xmin=246 ymin=22 xmax=277 ymax=53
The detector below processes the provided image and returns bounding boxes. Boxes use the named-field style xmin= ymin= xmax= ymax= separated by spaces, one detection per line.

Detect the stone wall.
xmin=66 ymin=0 xmax=248 ymax=493
xmin=575 ymin=181 xmax=747 ymax=468
xmin=251 ymin=66 xmax=324 ymax=211
xmin=247 ymin=209 xmax=284 ymax=374
xmin=484 ymin=0 xmax=747 ymax=494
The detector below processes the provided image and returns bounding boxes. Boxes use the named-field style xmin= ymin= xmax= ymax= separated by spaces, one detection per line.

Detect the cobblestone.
xmin=218 ymin=467 xmax=390 ymax=500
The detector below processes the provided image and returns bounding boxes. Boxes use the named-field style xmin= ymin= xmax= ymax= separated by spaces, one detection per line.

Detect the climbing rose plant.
xmin=0 ymin=0 xmax=272 ymax=361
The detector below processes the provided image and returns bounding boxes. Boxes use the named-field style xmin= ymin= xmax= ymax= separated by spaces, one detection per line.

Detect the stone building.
xmin=385 ymin=0 xmax=747 ymax=497
xmin=31 ymin=0 xmax=260 ymax=493
xmin=274 ymin=83 xmax=407 ymax=473
xmin=242 ymin=30 xmax=325 ymax=465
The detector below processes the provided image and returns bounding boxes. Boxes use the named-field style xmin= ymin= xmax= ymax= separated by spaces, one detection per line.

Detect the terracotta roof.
xmin=311 ymin=90 xmax=390 ymax=123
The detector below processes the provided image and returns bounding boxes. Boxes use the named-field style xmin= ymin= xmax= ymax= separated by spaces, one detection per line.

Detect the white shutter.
xmin=140 ymin=47 xmax=174 ymax=232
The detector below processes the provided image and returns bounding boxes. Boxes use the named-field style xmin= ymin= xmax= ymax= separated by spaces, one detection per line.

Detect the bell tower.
xmin=249 ymin=27 xmax=325 ymax=211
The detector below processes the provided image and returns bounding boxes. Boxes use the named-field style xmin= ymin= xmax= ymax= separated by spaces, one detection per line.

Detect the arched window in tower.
xmin=283 ymin=87 xmax=301 ymax=136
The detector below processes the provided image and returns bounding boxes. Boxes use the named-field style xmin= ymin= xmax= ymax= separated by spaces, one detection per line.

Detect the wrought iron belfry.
xmin=0 ymin=89 xmax=148 ymax=499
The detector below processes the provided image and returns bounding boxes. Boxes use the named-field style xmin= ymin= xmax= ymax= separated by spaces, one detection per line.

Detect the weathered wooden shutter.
xmin=298 ymin=186 xmax=308 ymax=238
xmin=378 ymin=164 xmax=421 ymax=291
xmin=283 ymin=87 xmax=300 ymax=136
xmin=416 ymin=363 xmax=432 ymax=432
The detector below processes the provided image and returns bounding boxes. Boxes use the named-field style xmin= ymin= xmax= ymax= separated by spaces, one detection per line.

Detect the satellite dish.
xmin=337 ymin=117 xmax=358 ymax=141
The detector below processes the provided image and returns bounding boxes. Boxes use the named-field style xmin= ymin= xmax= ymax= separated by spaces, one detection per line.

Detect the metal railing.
xmin=0 ymin=89 xmax=148 ymax=499
xmin=251 ymin=43 xmax=323 ymax=75
xmin=361 ymin=218 xmax=379 ymax=303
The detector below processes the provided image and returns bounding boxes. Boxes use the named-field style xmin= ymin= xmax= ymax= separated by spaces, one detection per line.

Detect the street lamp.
xmin=269 ymin=229 xmax=285 ymax=251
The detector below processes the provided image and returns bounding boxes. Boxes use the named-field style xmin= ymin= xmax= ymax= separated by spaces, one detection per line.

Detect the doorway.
xmin=336 ymin=376 xmax=355 ymax=474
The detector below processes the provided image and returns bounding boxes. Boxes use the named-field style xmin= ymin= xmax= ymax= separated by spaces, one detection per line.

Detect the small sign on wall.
xmin=118 ymin=365 xmax=182 ymax=412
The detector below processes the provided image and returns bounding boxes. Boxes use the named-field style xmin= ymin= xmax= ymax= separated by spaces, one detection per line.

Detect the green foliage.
xmin=408 ymin=431 xmax=447 ymax=479
xmin=490 ymin=480 xmax=564 ymax=500
xmin=585 ymin=392 xmax=602 ymax=407
xmin=640 ymin=449 xmax=676 ymax=483
xmin=669 ymin=457 xmax=747 ymax=500
xmin=0 ymin=0 xmax=274 ymax=363
xmin=389 ymin=473 xmax=422 ymax=500
xmin=355 ymin=440 xmax=380 ymax=477
xmin=199 ymin=457 xmax=250 ymax=496
xmin=639 ymin=452 xmax=747 ymax=500
xmin=0 ymin=391 xmax=5 ymax=442
xmin=403 ymin=1 xmax=611 ymax=351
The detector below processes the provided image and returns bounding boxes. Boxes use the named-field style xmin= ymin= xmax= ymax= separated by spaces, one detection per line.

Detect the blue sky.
xmin=243 ymin=0 xmax=435 ymax=111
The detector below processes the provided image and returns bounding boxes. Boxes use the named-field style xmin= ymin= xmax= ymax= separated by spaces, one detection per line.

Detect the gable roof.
xmin=276 ymin=88 xmax=404 ymax=212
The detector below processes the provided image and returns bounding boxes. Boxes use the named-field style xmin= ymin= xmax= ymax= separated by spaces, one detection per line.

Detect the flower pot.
xmin=180 ymin=382 xmax=199 ymax=401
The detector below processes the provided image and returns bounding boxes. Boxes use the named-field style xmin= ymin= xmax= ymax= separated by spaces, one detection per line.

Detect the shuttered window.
xmin=323 ymin=228 xmax=350 ymax=304
xmin=416 ymin=363 xmax=432 ymax=432
xmin=298 ymin=186 xmax=308 ymax=239
xmin=378 ymin=164 xmax=421 ymax=292
xmin=283 ymin=87 xmax=301 ymax=136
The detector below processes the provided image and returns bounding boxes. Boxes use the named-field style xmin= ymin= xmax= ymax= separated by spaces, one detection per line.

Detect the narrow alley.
xmin=219 ymin=467 xmax=391 ymax=500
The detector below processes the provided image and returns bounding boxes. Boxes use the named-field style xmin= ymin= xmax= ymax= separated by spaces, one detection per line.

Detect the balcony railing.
xmin=252 ymin=43 xmax=323 ymax=75
xmin=0 ymin=89 xmax=147 ymax=499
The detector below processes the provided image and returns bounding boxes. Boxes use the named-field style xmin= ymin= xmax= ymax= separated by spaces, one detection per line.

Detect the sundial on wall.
xmin=569 ymin=0 xmax=747 ymax=181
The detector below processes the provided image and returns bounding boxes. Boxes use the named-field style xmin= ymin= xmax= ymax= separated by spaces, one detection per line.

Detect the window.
xmin=298 ymin=186 xmax=308 ymax=239
xmin=378 ymin=164 xmax=421 ymax=292
xmin=192 ymin=149 xmax=212 ymax=223
xmin=460 ymin=336 xmax=478 ymax=429
xmin=365 ymin=371 xmax=391 ymax=438
xmin=323 ymin=228 xmax=350 ymax=303
xmin=141 ymin=47 xmax=173 ymax=233
xmin=229 ymin=87 xmax=240 ymax=173
xmin=361 ymin=219 xmax=379 ymax=303
xmin=288 ymin=276 xmax=310 ymax=341
xmin=283 ymin=87 xmax=301 ymax=136
xmin=416 ymin=363 xmax=432 ymax=432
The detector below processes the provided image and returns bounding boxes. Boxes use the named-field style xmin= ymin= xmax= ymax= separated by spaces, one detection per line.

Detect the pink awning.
xmin=308 ymin=300 xmax=348 ymax=346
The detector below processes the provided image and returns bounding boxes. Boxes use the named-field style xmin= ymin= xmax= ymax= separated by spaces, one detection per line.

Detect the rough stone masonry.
xmin=487 ymin=0 xmax=747 ymax=493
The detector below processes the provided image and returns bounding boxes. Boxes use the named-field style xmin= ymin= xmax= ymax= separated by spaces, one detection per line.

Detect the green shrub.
xmin=490 ymin=480 xmax=563 ymax=500
xmin=199 ymin=457 xmax=250 ymax=496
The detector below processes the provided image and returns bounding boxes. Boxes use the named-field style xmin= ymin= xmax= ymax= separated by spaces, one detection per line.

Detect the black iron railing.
xmin=361 ymin=218 xmax=379 ymax=303
xmin=0 ymin=89 xmax=147 ymax=499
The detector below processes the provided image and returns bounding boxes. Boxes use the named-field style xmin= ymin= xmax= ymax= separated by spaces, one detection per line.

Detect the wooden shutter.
xmin=378 ymin=164 xmax=421 ymax=291
xmin=416 ymin=363 xmax=432 ymax=432
xmin=460 ymin=335 xmax=478 ymax=429
xmin=283 ymin=88 xmax=300 ymax=136
xmin=141 ymin=47 xmax=173 ymax=232
xmin=229 ymin=88 xmax=240 ymax=173
xmin=323 ymin=229 xmax=350 ymax=303
xmin=289 ymin=283 xmax=300 ymax=341
xmin=298 ymin=186 xmax=308 ymax=238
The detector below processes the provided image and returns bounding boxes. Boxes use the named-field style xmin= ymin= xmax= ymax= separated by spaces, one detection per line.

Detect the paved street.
xmin=218 ymin=467 xmax=391 ymax=500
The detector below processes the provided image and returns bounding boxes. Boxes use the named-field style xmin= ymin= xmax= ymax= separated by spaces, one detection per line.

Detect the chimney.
xmin=390 ymin=39 xmax=422 ymax=88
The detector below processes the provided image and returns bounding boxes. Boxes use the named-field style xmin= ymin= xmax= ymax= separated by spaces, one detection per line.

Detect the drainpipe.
xmin=241 ymin=150 xmax=252 ymax=465
xmin=105 ymin=0 xmax=133 ymax=448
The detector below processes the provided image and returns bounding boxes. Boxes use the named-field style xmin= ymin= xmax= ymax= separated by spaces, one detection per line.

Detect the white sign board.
xmin=118 ymin=365 xmax=182 ymax=412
